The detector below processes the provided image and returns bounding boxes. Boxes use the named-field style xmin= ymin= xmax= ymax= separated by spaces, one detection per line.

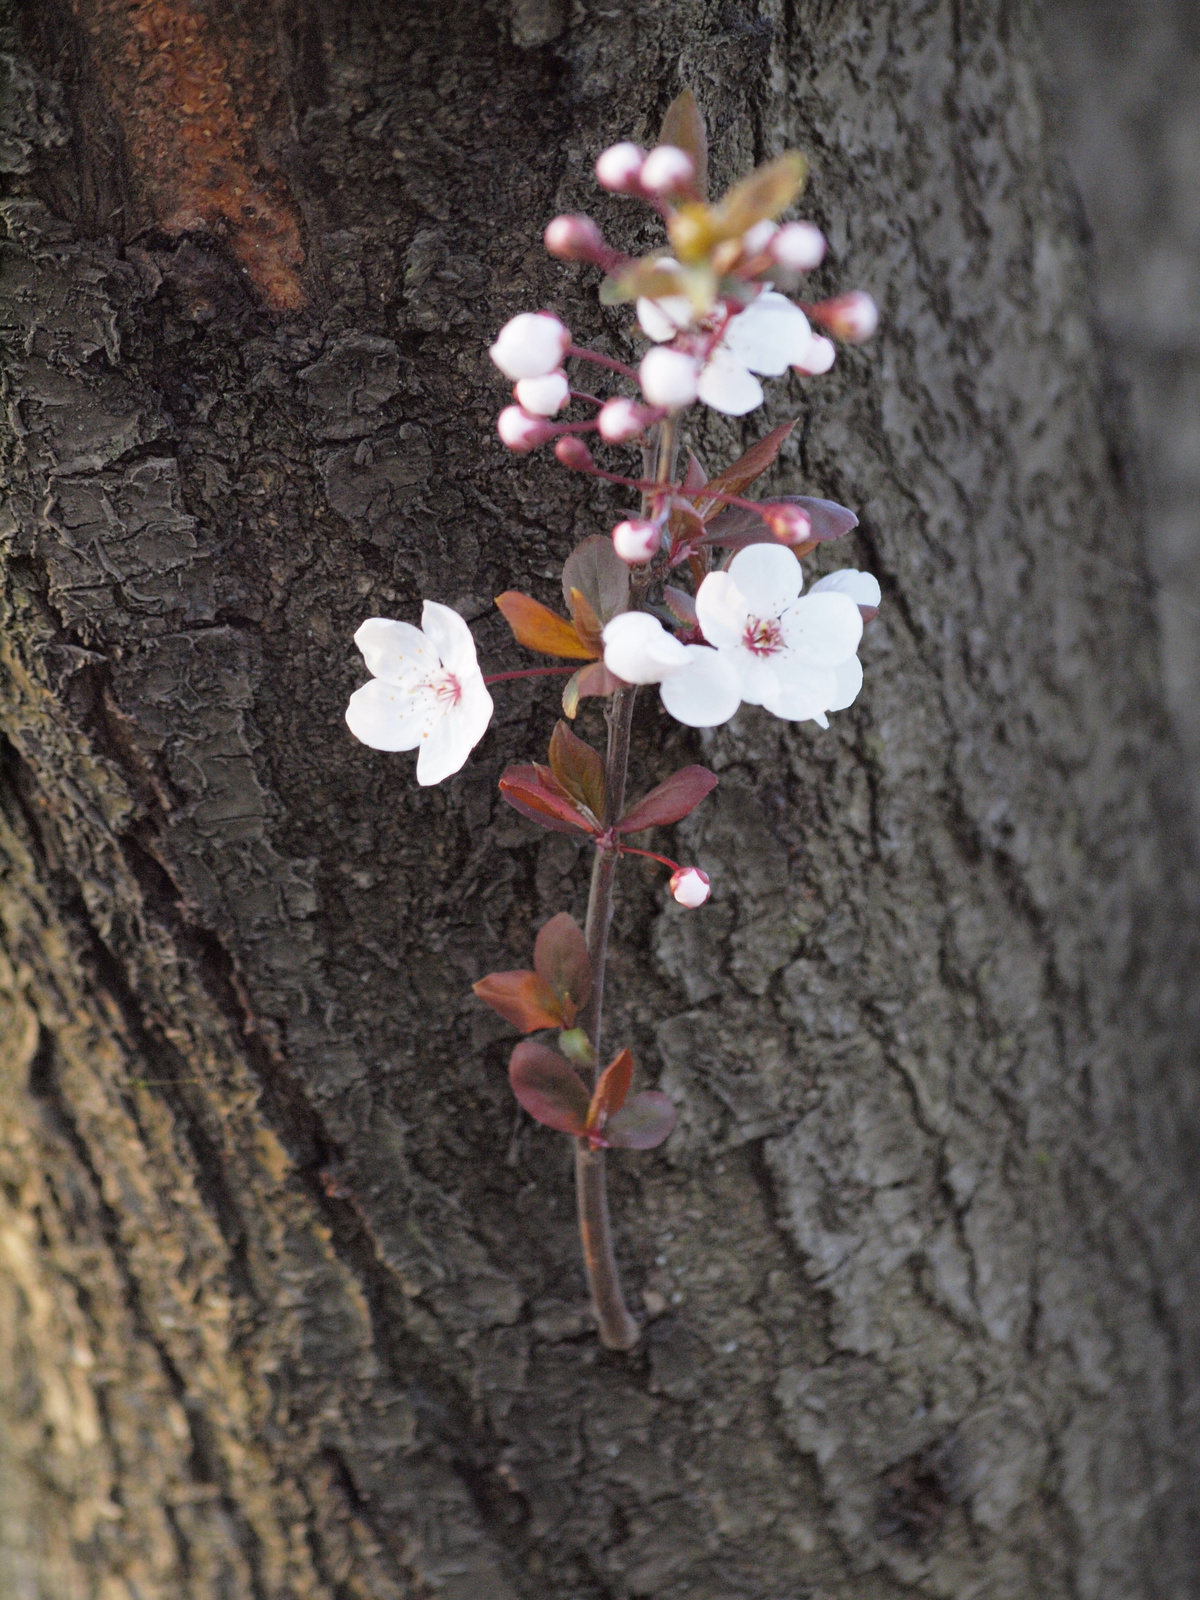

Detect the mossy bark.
xmin=2 ymin=2 xmax=1199 ymax=1597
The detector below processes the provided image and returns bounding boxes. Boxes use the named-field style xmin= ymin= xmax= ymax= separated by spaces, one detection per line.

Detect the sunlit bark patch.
xmin=71 ymin=0 xmax=305 ymax=310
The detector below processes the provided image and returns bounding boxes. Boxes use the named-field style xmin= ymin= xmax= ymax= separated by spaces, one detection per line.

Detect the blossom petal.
xmin=779 ymin=591 xmax=863 ymax=667
xmin=694 ymin=570 xmax=748 ymax=651
xmin=637 ymin=295 xmax=693 ymax=342
xmin=421 ymin=601 xmax=479 ymax=676
xmin=354 ymin=617 xmax=436 ymax=685
xmin=659 ymin=646 xmax=742 ymax=728
xmin=759 ymin=662 xmax=839 ymax=723
xmin=723 ymin=292 xmax=812 ymax=376
xmin=346 ymin=678 xmax=434 ymax=751
xmin=602 ymin=612 xmax=689 ymax=685
xmin=733 ymin=651 xmax=782 ymax=708
xmin=826 ymin=653 xmax=863 ymax=713
xmin=810 ymin=569 xmax=882 ymax=610
xmin=727 ymin=543 xmax=804 ymax=612
xmin=696 ymin=346 xmax=763 ymax=417
xmin=415 ymin=680 xmax=494 ymax=786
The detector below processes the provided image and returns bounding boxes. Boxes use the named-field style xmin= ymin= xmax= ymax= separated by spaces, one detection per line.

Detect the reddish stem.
xmin=483 ymin=666 xmax=578 ymax=685
xmin=618 ymin=845 xmax=681 ymax=872
xmin=566 ymin=344 xmax=639 ymax=381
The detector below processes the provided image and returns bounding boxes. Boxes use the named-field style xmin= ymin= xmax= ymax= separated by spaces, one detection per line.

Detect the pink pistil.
xmin=743 ymin=617 xmax=784 ymax=656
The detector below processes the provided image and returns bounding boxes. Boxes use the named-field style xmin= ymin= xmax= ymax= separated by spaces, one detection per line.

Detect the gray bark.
xmin=2 ymin=2 xmax=1199 ymax=1598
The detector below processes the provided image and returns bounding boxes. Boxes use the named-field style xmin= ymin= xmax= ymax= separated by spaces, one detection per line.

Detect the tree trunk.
xmin=2 ymin=2 xmax=1198 ymax=1597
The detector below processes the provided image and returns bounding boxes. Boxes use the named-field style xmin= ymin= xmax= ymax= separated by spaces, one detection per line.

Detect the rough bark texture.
xmin=2 ymin=3 xmax=1199 ymax=1598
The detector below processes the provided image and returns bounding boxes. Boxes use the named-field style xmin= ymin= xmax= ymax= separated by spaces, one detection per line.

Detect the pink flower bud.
xmin=598 ymin=396 xmax=651 ymax=443
xmin=544 ymin=214 xmax=607 ymax=262
xmin=793 ymin=334 xmax=836 ymax=376
xmin=497 ymin=406 xmax=557 ymax=453
xmin=554 ymin=436 xmax=595 ymax=472
xmin=741 ymin=220 xmax=778 ymax=257
xmin=596 ymin=142 xmax=645 ymax=192
xmin=612 ymin=518 xmax=660 ymax=564
xmin=759 ymin=502 xmax=813 ymax=544
xmin=771 ymin=221 xmax=826 ymax=272
xmin=489 ymin=312 xmax=571 ymax=379
xmin=514 ymin=369 xmax=569 ymax=416
xmin=810 ymin=291 xmax=878 ymax=343
xmin=638 ymin=347 xmax=700 ymax=410
xmin=639 ymin=144 xmax=695 ymax=196
xmin=670 ymin=867 xmax=710 ymax=908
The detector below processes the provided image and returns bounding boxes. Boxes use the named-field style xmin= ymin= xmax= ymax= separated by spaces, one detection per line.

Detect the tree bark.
xmin=2 ymin=3 xmax=1199 ymax=1598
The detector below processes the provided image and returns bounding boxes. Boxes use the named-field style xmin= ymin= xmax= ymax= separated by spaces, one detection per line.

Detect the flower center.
xmin=432 ymin=671 xmax=463 ymax=707
xmin=743 ymin=615 xmax=784 ymax=656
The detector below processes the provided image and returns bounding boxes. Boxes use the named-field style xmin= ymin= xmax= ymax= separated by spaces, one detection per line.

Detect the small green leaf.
xmin=558 ymin=1028 xmax=596 ymax=1068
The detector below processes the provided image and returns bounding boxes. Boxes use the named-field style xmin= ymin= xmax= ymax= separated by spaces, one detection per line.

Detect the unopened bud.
xmin=544 ymin=213 xmax=607 ymax=262
xmin=759 ymin=502 xmax=813 ymax=544
xmin=497 ymin=406 xmax=557 ymax=453
xmin=772 ymin=221 xmax=826 ymax=272
xmin=514 ymin=369 xmax=569 ymax=416
xmin=596 ymin=142 xmax=645 ymax=192
xmin=670 ymin=867 xmax=711 ymax=908
xmin=810 ymin=291 xmax=878 ymax=343
xmin=554 ymin=435 xmax=595 ymax=471
xmin=741 ymin=220 xmax=778 ymax=257
xmin=598 ymin=396 xmax=651 ymax=443
xmin=489 ymin=312 xmax=571 ymax=379
xmin=638 ymin=347 xmax=700 ymax=410
xmin=612 ymin=518 xmax=660 ymax=564
xmin=640 ymin=144 xmax=695 ymax=196
xmin=793 ymin=334 xmax=836 ymax=376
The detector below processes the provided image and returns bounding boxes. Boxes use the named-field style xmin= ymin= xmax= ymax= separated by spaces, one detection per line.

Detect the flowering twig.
xmin=343 ymin=87 xmax=883 ymax=1346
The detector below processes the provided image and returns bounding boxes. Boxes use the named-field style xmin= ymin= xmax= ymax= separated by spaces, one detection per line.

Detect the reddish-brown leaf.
xmin=499 ymin=765 xmax=597 ymax=835
xmin=587 ymin=1047 xmax=633 ymax=1135
xmin=695 ymin=422 xmax=795 ymax=520
xmin=561 ymin=535 xmax=630 ymax=626
xmin=617 ymin=765 xmax=719 ymax=834
xmin=495 ymin=592 xmax=597 ymax=659
xmin=668 ymin=500 xmax=705 ymax=560
xmin=533 ymin=912 xmax=592 ymax=1025
xmin=681 ymin=449 xmax=708 ymax=496
xmin=509 ymin=1042 xmax=591 ymax=1136
xmin=663 ymin=586 xmax=698 ymax=627
xmin=473 ymin=970 xmax=564 ymax=1031
xmin=604 ymin=1091 xmax=677 ymax=1149
xmin=565 ymin=587 xmax=604 ymax=654
xmin=548 ymin=722 xmax=606 ymax=821
xmin=562 ymin=660 xmax=622 ymax=719
xmin=659 ymin=88 xmax=708 ymax=200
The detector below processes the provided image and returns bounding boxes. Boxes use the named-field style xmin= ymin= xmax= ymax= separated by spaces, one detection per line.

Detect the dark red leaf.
xmin=533 ymin=912 xmax=591 ymax=1024
xmin=548 ymin=721 xmax=606 ymax=821
xmin=587 ymin=1047 xmax=633 ymax=1135
xmin=565 ymin=587 xmax=604 ymax=654
xmin=561 ymin=535 xmax=630 ymax=626
xmin=681 ymin=449 xmax=708 ymax=495
xmin=695 ymin=422 xmax=795 ymax=520
xmin=562 ymin=660 xmax=622 ymax=718
xmin=509 ymin=1042 xmax=591 ymax=1136
xmin=617 ymin=766 xmax=719 ymax=834
xmin=603 ymin=1091 xmax=676 ymax=1150
xmin=473 ymin=971 xmax=564 ymax=1031
xmin=698 ymin=494 xmax=858 ymax=551
xmin=499 ymin=765 xmax=598 ymax=835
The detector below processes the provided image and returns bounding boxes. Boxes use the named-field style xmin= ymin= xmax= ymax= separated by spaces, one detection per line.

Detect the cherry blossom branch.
xmin=483 ymin=665 xmax=579 ymax=685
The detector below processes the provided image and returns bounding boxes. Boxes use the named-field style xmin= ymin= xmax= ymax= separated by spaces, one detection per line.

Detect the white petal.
xmin=602 ymin=612 xmax=689 ymax=684
xmin=354 ymin=617 xmax=437 ymax=684
xmin=810 ymin=569 xmax=882 ymax=609
xmin=694 ymin=570 xmax=749 ymax=651
xmin=779 ymin=591 xmax=863 ymax=667
xmin=723 ymin=293 xmax=812 ymax=376
xmin=727 ymin=543 xmax=803 ymax=612
xmin=760 ymin=663 xmax=839 ymax=723
xmin=637 ymin=296 xmax=693 ymax=342
xmin=346 ymin=678 xmax=434 ymax=751
xmin=420 ymin=601 xmax=479 ymax=677
xmin=733 ymin=651 xmax=782 ymax=708
xmin=415 ymin=681 xmax=493 ymax=785
xmin=514 ymin=370 xmax=568 ymax=415
xmin=696 ymin=346 xmax=763 ymax=416
xmin=826 ymin=653 xmax=863 ymax=712
xmin=659 ymin=646 xmax=742 ymax=727
xmin=639 ymin=348 xmax=700 ymax=409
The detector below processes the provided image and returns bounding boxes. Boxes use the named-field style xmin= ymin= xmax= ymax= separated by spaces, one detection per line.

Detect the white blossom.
xmin=514 ymin=369 xmax=568 ymax=415
xmin=697 ymin=292 xmax=820 ymax=416
xmin=601 ymin=612 xmax=690 ymax=684
xmin=670 ymin=867 xmax=711 ymax=907
xmin=658 ymin=643 xmax=742 ymax=727
xmin=346 ymin=604 xmax=493 ymax=786
xmin=489 ymin=313 xmax=570 ymax=380
xmin=694 ymin=544 xmax=864 ymax=727
xmin=639 ymin=347 xmax=700 ymax=410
